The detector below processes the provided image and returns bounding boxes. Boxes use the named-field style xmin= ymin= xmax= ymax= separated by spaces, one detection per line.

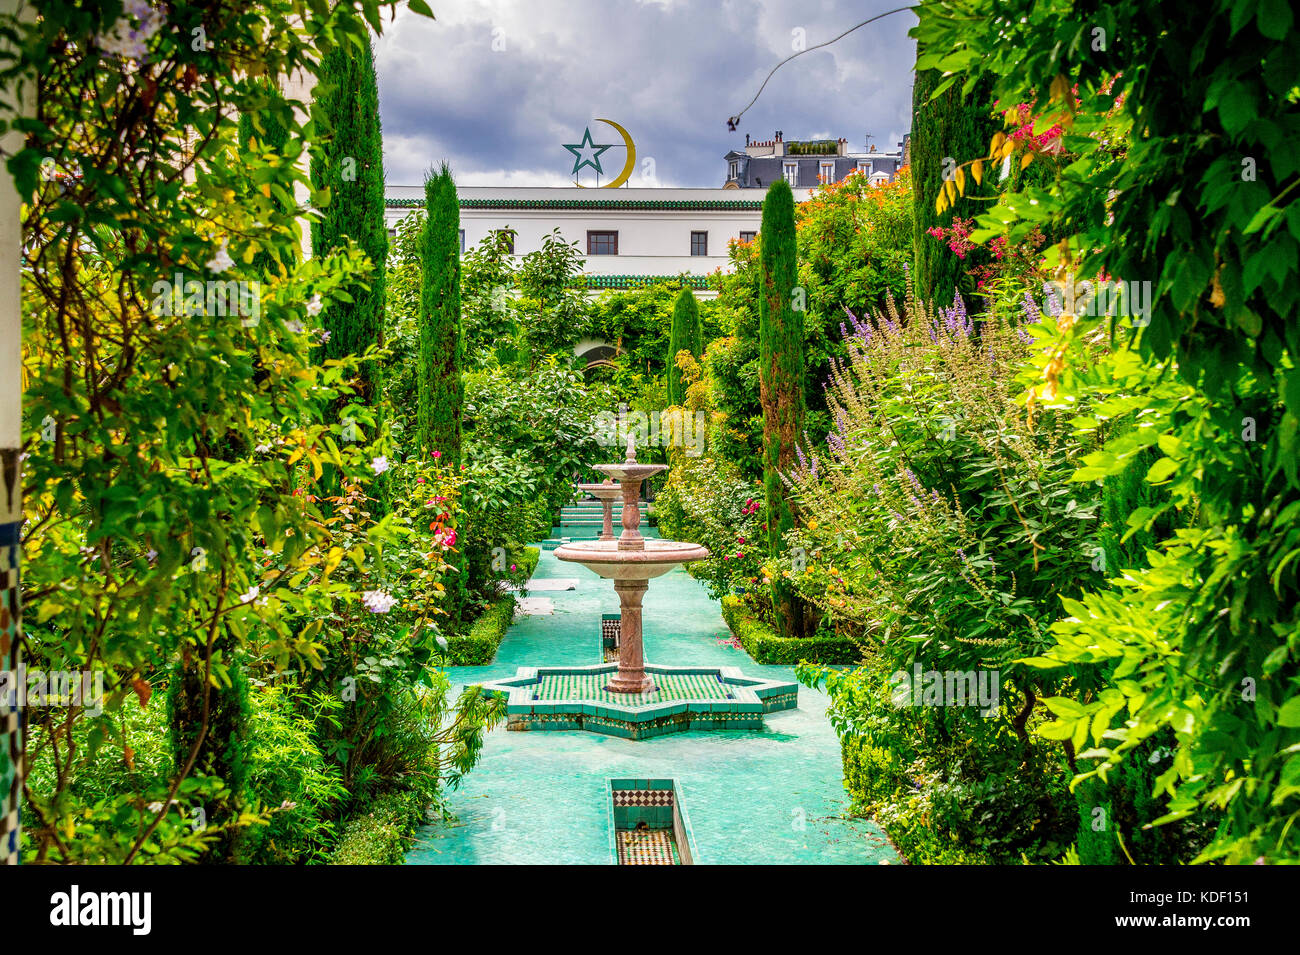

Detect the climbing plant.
xmin=4 ymin=0 xmax=455 ymax=864
xmin=914 ymin=0 xmax=1300 ymax=863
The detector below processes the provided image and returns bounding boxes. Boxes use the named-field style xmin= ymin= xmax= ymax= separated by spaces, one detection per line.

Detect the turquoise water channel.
xmin=405 ymin=546 xmax=897 ymax=865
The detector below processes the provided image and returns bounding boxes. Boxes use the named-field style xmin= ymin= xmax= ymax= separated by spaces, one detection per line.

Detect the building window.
xmin=492 ymin=229 xmax=515 ymax=254
xmin=728 ymin=159 xmax=739 ymax=180
xmin=819 ymin=161 xmax=835 ymax=183
xmin=857 ymin=160 xmax=872 ymax=177
xmin=783 ymin=161 xmax=798 ymax=186
xmin=739 ymin=230 xmax=757 ymax=244
xmin=690 ymin=231 xmax=708 ymax=256
xmin=459 ymin=229 xmax=465 ymax=254
xmin=587 ymin=230 xmax=618 ymax=255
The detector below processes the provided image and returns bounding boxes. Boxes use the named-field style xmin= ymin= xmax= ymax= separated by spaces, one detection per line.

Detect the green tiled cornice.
xmin=583 ymin=274 xmax=712 ymax=290
xmin=386 ymin=197 xmax=764 ymax=211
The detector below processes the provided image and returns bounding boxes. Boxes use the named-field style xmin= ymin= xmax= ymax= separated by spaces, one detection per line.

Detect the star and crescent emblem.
xmin=562 ymin=119 xmax=637 ymax=188
xmin=563 ymin=127 xmax=612 ymax=176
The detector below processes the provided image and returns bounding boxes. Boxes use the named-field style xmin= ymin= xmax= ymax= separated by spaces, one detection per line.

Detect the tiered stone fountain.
xmin=479 ymin=434 xmax=798 ymax=739
xmin=557 ymin=436 xmax=708 ymax=693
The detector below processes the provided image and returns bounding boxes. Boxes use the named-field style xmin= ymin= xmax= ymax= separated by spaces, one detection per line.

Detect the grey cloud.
xmin=375 ymin=0 xmax=915 ymax=187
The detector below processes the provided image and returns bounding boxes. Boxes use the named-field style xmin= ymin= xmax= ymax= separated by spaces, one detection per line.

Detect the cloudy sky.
xmin=374 ymin=0 xmax=917 ymax=188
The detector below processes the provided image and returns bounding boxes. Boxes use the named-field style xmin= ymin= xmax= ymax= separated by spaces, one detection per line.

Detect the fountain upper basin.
xmin=575 ymin=482 xmax=623 ymax=501
xmin=554 ymin=538 xmax=710 ymax=580
xmin=593 ymin=462 xmax=667 ymax=484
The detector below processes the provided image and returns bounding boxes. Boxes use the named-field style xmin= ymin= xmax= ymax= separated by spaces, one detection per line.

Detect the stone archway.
xmin=574 ymin=338 xmax=620 ymax=370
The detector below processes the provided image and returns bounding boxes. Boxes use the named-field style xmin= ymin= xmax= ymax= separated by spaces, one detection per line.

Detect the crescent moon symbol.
xmin=577 ymin=118 xmax=635 ymax=188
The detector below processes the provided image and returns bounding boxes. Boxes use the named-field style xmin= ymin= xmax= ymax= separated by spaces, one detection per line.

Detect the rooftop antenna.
xmin=725 ymin=7 xmax=915 ymax=130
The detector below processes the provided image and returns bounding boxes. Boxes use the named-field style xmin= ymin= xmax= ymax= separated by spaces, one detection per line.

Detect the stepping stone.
xmin=514 ymin=578 xmax=579 ymax=592
xmin=515 ymin=597 xmax=554 ymax=616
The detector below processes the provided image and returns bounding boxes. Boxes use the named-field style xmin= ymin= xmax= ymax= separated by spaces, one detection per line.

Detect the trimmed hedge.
xmin=719 ymin=595 xmax=859 ymax=665
xmin=442 ymin=547 xmax=539 ymax=665
xmin=442 ymin=596 xmax=514 ymax=664
xmin=329 ymin=789 xmax=427 ymax=865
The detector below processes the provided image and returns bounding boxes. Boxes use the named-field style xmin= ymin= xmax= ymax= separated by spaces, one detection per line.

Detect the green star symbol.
xmin=563 ymin=126 xmax=613 ymax=176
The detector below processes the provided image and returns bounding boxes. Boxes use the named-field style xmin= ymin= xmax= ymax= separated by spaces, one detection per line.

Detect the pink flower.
xmin=433 ymin=450 xmax=441 ymax=459
xmin=416 ymin=477 xmax=426 ymax=484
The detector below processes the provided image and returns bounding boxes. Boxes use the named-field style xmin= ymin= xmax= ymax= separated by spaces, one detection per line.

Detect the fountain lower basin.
xmin=554 ymin=538 xmax=709 ymax=580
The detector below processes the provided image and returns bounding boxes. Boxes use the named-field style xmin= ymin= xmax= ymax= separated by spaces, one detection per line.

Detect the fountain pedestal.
xmin=607 ymin=579 xmax=651 ymax=693
xmin=574 ymin=480 xmax=620 ymax=542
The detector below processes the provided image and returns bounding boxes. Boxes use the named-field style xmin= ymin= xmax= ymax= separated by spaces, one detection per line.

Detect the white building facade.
xmin=383 ymin=186 xmax=814 ymax=299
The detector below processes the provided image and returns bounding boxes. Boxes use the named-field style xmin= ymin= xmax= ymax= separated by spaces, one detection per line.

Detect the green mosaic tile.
xmin=530 ymin=671 xmax=734 ymax=705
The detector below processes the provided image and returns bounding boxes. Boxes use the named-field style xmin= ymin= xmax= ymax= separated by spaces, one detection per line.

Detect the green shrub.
xmin=329 ymin=789 xmax=427 ymax=865
xmin=720 ymin=596 xmax=858 ymax=665
xmin=442 ymin=547 xmax=537 ymax=665
xmin=811 ymin=657 xmax=1076 ymax=865
xmin=843 ymin=737 xmax=993 ymax=865
xmin=242 ymin=686 xmax=347 ymax=864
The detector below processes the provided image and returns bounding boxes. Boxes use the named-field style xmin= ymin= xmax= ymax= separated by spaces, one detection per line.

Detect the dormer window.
xmin=728 ymin=159 xmax=739 ymax=180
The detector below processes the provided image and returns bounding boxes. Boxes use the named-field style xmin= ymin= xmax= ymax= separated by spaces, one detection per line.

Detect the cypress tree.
xmin=419 ymin=164 xmax=466 ymax=627
xmin=757 ymin=179 xmax=807 ymax=640
xmin=310 ymin=35 xmax=388 ymax=409
xmin=418 ymin=163 xmax=464 ymax=463
xmin=665 ymin=287 xmax=703 ymax=406
xmin=910 ymin=68 xmax=999 ymax=306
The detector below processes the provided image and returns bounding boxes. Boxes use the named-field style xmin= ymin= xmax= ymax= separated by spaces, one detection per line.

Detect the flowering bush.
xmin=655 ymin=456 xmax=766 ymax=607
xmin=787 ymin=286 xmax=1099 ymax=681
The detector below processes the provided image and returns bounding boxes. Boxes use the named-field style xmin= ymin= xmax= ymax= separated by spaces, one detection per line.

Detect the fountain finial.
xmin=624 ymin=431 xmax=637 ymax=464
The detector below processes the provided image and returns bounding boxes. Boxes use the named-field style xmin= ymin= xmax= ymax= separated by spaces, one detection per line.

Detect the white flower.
xmin=371 ymin=455 xmax=389 ymax=475
xmin=285 ymin=320 xmax=305 ymax=334
xmin=205 ymin=239 xmax=234 ymax=274
xmin=362 ymin=590 xmax=397 ymax=614
xmin=306 ymin=294 xmax=323 ymax=316
xmin=238 ymin=584 xmax=260 ymax=604
xmin=98 ymin=2 xmax=165 ymax=61
xmin=146 ymin=548 xmax=158 ymax=561
xmin=255 ymin=443 xmax=272 ymax=453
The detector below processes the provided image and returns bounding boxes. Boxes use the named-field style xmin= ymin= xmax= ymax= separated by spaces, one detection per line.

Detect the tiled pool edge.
xmin=478 ymin=662 xmax=799 ymax=739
